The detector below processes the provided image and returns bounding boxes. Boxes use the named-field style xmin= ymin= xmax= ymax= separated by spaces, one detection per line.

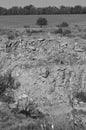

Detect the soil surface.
xmin=0 ymin=25 xmax=86 ymax=129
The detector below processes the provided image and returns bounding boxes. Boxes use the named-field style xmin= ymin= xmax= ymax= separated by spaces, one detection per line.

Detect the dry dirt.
xmin=0 ymin=26 xmax=86 ymax=129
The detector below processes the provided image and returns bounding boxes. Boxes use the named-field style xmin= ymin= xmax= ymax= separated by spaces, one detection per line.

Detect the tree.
xmin=23 ymin=5 xmax=36 ymax=14
xmin=0 ymin=5 xmax=86 ymax=15
xmin=7 ymin=6 xmax=20 ymax=15
xmin=36 ymin=17 xmax=48 ymax=28
xmin=0 ymin=7 xmax=7 ymax=15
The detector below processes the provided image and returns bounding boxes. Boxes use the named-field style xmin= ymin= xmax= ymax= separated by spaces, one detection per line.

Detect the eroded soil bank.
xmin=0 ymin=26 xmax=86 ymax=129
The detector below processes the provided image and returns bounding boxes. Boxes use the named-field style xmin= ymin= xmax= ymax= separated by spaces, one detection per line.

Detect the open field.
xmin=0 ymin=18 xmax=86 ymax=129
xmin=0 ymin=14 xmax=86 ymax=28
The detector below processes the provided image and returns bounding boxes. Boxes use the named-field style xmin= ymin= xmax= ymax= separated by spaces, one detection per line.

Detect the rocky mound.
xmin=0 ymin=32 xmax=86 ymax=129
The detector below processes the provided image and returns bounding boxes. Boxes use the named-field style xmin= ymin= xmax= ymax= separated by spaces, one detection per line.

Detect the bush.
xmin=24 ymin=25 xmax=30 ymax=28
xmin=8 ymin=34 xmax=15 ymax=40
xmin=0 ymin=72 xmax=16 ymax=104
xmin=58 ymin=22 xmax=69 ymax=27
xmin=0 ymin=72 xmax=21 ymax=104
xmin=31 ymin=30 xmax=43 ymax=33
xmin=63 ymin=29 xmax=71 ymax=36
xmin=36 ymin=17 xmax=48 ymax=28
xmin=54 ymin=28 xmax=63 ymax=34
xmin=52 ymin=28 xmax=71 ymax=36
xmin=75 ymin=91 xmax=86 ymax=102
xmin=8 ymin=31 xmax=19 ymax=40
xmin=0 ymin=73 xmax=15 ymax=93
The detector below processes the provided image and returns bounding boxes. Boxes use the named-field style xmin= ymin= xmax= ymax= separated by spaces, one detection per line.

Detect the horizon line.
xmin=1 ymin=4 xmax=86 ymax=9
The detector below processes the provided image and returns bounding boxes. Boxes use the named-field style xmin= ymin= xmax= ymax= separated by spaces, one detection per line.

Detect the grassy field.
xmin=0 ymin=14 xmax=86 ymax=28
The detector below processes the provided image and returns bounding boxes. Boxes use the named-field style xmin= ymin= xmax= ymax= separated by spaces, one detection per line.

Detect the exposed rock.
xmin=0 ymin=31 xmax=86 ymax=129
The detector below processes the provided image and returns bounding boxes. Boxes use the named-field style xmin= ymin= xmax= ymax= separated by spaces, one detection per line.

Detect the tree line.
xmin=0 ymin=5 xmax=86 ymax=15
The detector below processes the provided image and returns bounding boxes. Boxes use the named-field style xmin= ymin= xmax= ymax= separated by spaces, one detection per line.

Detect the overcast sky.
xmin=0 ymin=0 xmax=86 ymax=8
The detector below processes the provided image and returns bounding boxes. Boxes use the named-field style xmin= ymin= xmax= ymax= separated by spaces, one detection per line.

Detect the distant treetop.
xmin=0 ymin=5 xmax=86 ymax=15
xmin=36 ymin=17 xmax=48 ymax=28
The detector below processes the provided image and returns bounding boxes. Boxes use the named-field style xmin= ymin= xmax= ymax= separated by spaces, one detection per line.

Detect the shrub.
xmin=36 ymin=17 xmax=48 ymax=28
xmin=54 ymin=28 xmax=63 ymax=34
xmin=53 ymin=28 xmax=71 ymax=36
xmin=0 ymin=72 xmax=21 ymax=104
xmin=63 ymin=29 xmax=71 ymax=36
xmin=58 ymin=22 xmax=69 ymax=27
xmin=24 ymin=25 xmax=30 ymax=28
xmin=0 ymin=72 xmax=16 ymax=104
xmin=8 ymin=31 xmax=19 ymax=40
xmin=8 ymin=34 xmax=15 ymax=40
xmin=31 ymin=30 xmax=43 ymax=33
xmin=0 ymin=72 xmax=15 ymax=95
xmin=75 ymin=91 xmax=86 ymax=102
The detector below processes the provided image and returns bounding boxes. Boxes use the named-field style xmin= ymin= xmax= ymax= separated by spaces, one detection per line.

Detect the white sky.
xmin=0 ymin=0 xmax=86 ymax=8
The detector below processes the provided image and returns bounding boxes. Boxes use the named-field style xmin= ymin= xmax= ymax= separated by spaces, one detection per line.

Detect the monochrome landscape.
xmin=0 ymin=1 xmax=86 ymax=130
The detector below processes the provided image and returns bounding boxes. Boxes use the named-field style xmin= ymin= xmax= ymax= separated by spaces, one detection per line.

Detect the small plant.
xmin=0 ymin=72 xmax=19 ymax=95
xmin=0 ymin=72 xmax=17 ymax=104
xmin=36 ymin=17 xmax=48 ymax=28
xmin=24 ymin=25 xmax=30 ymax=28
xmin=53 ymin=28 xmax=71 ymax=37
xmin=0 ymin=73 xmax=14 ymax=95
xmin=58 ymin=22 xmax=69 ymax=27
xmin=63 ymin=29 xmax=71 ymax=36
xmin=8 ymin=34 xmax=15 ymax=40
xmin=75 ymin=91 xmax=86 ymax=103
xmin=31 ymin=30 xmax=43 ymax=33
xmin=8 ymin=31 xmax=19 ymax=40
xmin=54 ymin=28 xmax=63 ymax=34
